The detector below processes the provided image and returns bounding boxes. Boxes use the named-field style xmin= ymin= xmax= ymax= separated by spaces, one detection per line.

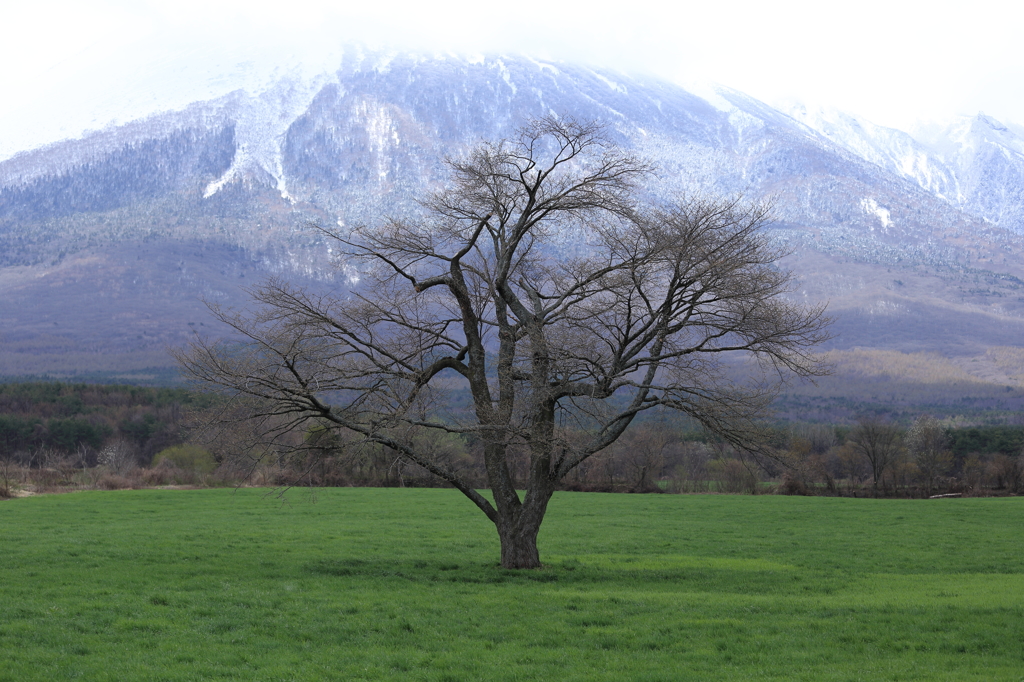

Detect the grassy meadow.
xmin=1 ymin=489 xmax=1023 ymax=681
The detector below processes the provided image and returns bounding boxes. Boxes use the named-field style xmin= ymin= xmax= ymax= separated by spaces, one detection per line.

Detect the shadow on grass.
xmin=304 ymin=557 xmax=842 ymax=596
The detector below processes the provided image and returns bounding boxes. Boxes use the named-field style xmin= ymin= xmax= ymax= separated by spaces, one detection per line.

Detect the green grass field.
xmin=2 ymin=489 xmax=1022 ymax=681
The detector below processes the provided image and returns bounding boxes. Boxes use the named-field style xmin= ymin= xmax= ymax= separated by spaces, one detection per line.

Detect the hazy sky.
xmin=2 ymin=0 xmax=1022 ymax=159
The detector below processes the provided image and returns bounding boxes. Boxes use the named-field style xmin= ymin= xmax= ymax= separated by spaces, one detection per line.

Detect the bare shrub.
xmin=618 ymin=425 xmax=669 ymax=492
xmin=780 ymin=469 xmax=813 ymax=495
xmin=97 ymin=472 xmax=139 ymax=490
xmin=0 ymin=468 xmax=12 ymax=499
xmin=779 ymin=436 xmax=836 ymax=495
xmin=98 ymin=439 xmax=138 ymax=476
xmin=709 ymin=458 xmax=759 ymax=494
xmin=666 ymin=442 xmax=713 ymax=493
xmin=140 ymin=466 xmax=176 ymax=487
xmin=248 ymin=464 xmax=292 ymax=488
xmin=141 ymin=460 xmax=201 ymax=487
xmin=27 ymin=449 xmax=74 ymax=491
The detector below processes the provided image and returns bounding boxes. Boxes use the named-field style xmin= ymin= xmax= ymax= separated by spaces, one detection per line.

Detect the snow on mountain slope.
xmin=201 ymin=71 xmax=339 ymax=200
xmin=932 ymin=114 xmax=1024 ymax=230
xmin=1 ymin=51 xmax=1007 ymax=284
xmin=3 ymin=50 xmax=1024 ymax=379
xmin=787 ymin=104 xmax=1024 ymax=234
xmin=0 ymin=52 xmax=997 ymax=249
xmin=786 ymin=103 xmax=960 ymax=201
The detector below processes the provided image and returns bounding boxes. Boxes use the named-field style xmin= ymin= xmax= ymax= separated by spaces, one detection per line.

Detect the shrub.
xmin=709 ymin=458 xmax=759 ymax=494
xmin=152 ymin=445 xmax=217 ymax=474
xmin=141 ymin=465 xmax=194 ymax=487
xmin=780 ymin=474 xmax=811 ymax=496
xmin=97 ymin=473 xmax=138 ymax=490
xmin=98 ymin=440 xmax=138 ymax=475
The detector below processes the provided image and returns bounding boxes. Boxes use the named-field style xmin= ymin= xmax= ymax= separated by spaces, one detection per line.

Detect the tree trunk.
xmin=498 ymin=522 xmax=542 ymax=569
xmin=494 ymin=484 xmax=553 ymax=569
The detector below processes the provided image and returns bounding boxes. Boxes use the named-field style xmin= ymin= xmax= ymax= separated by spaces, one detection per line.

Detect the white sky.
xmin=2 ymin=0 xmax=1022 ymax=160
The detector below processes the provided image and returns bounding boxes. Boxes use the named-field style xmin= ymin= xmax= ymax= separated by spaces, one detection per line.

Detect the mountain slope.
xmin=789 ymin=104 xmax=1024 ymax=234
xmin=1 ymin=50 xmax=1023 ymax=390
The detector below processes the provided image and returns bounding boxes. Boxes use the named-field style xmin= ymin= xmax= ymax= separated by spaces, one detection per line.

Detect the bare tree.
xmin=614 ymin=423 xmax=670 ymax=492
xmin=97 ymin=439 xmax=138 ymax=476
xmin=0 ymin=450 xmax=15 ymax=498
xmin=905 ymin=415 xmax=952 ymax=493
xmin=848 ymin=418 xmax=903 ymax=490
xmin=177 ymin=117 xmax=830 ymax=568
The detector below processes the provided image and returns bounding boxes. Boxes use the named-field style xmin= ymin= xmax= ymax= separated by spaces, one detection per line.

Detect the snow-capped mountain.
xmin=0 ymin=52 xmax=988 ymax=265
xmin=937 ymin=114 xmax=1024 ymax=230
xmin=1 ymin=49 xmax=1024 ymax=381
xmin=785 ymin=104 xmax=960 ymax=201
xmin=788 ymin=104 xmax=1024 ymax=234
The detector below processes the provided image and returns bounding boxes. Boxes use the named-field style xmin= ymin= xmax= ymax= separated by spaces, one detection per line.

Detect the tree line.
xmin=773 ymin=416 xmax=1023 ymax=496
xmin=1 ymin=381 xmax=1021 ymax=499
xmin=0 ymin=382 xmax=214 ymax=467
xmin=208 ymin=413 xmax=1021 ymax=498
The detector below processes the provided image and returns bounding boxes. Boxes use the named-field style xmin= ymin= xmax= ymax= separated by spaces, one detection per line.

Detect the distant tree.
xmin=120 ymin=413 xmax=160 ymax=445
xmin=780 ymin=435 xmax=818 ymax=495
xmin=177 ymin=117 xmax=830 ymax=568
xmin=905 ymin=415 xmax=952 ymax=493
xmin=833 ymin=441 xmax=867 ymax=487
xmin=666 ymin=441 xmax=714 ymax=493
xmin=986 ymin=454 xmax=1022 ymax=493
xmin=97 ymin=439 xmax=137 ymax=476
xmin=848 ymin=418 xmax=903 ymax=490
xmin=616 ymin=423 xmax=669 ymax=492
xmin=949 ymin=426 xmax=1024 ymax=459
xmin=46 ymin=418 xmax=110 ymax=453
xmin=796 ymin=423 xmax=840 ymax=455
xmin=0 ymin=449 xmax=15 ymax=498
xmin=0 ymin=415 xmax=38 ymax=458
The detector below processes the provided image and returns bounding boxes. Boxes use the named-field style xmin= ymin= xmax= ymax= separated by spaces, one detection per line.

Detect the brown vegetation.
xmin=2 ymin=408 xmax=1022 ymax=500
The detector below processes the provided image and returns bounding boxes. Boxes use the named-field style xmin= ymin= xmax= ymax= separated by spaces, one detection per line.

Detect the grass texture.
xmin=1 ymin=489 xmax=1023 ymax=681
